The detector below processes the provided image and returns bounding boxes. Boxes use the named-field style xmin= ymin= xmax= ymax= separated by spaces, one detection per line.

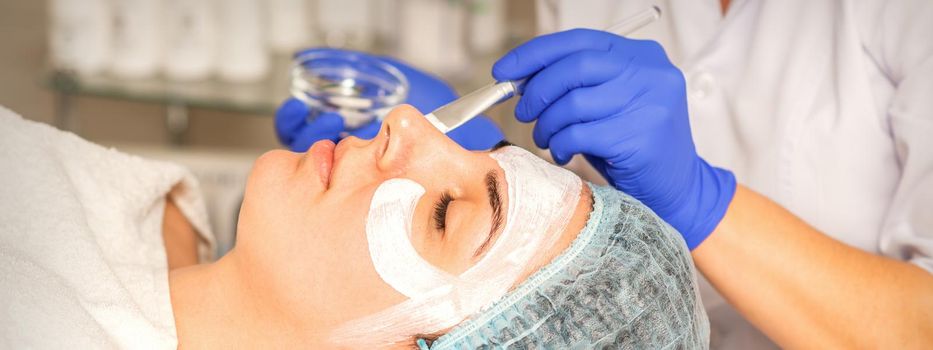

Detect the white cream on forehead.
xmin=335 ymin=146 xmax=582 ymax=346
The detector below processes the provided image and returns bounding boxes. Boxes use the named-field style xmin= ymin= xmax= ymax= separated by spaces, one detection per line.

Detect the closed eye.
xmin=432 ymin=191 xmax=453 ymax=232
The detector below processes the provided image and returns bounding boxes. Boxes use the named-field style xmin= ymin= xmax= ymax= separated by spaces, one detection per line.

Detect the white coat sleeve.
xmin=857 ymin=0 xmax=933 ymax=274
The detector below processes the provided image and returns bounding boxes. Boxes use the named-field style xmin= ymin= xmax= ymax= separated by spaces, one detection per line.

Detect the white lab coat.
xmin=536 ymin=0 xmax=933 ymax=348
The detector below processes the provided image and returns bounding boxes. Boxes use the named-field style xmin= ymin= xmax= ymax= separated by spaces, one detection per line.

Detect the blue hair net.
xmin=420 ymin=184 xmax=709 ymax=349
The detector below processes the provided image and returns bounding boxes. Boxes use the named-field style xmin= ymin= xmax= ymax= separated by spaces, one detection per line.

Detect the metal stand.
xmin=51 ymin=71 xmax=79 ymax=133
xmin=54 ymin=91 xmax=76 ymax=132
xmin=166 ymin=101 xmax=189 ymax=146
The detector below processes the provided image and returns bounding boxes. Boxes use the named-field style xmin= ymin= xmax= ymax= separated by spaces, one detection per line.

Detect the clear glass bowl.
xmin=290 ymin=50 xmax=409 ymax=129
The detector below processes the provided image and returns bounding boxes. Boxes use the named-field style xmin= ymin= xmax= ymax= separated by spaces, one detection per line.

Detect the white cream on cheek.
xmin=333 ymin=146 xmax=582 ymax=346
xmin=365 ymin=178 xmax=454 ymax=298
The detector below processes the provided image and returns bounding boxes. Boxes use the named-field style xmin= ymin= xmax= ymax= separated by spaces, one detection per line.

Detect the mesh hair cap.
xmin=421 ymin=184 xmax=710 ymax=349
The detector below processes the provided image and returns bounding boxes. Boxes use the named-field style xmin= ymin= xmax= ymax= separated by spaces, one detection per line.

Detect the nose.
xmin=335 ymin=104 xmax=461 ymax=173
xmin=376 ymin=104 xmax=456 ymax=170
xmin=381 ymin=104 xmax=445 ymax=141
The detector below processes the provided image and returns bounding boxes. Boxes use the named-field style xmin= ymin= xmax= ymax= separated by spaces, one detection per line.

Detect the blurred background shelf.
xmin=46 ymin=65 xmax=284 ymax=116
xmin=44 ymin=46 xmax=510 ymax=120
xmin=44 ymin=54 xmax=294 ymax=144
xmin=6 ymin=0 xmax=537 ymax=255
xmin=44 ymin=46 xmax=515 ymax=145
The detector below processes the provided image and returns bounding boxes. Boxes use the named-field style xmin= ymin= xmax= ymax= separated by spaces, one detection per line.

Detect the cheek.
xmin=290 ymin=191 xmax=410 ymax=323
xmin=396 ymin=150 xmax=478 ymax=189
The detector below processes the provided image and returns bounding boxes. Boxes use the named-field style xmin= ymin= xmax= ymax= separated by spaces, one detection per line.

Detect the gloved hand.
xmin=276 ymin=48 xmax=504 ymax=152
xmin=492 ymin=29 xmax=736 ymax=249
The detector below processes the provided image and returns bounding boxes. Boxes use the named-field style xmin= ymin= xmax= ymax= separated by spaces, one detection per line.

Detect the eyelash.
xmin=432 ymin=192 xmax=453 ymax=231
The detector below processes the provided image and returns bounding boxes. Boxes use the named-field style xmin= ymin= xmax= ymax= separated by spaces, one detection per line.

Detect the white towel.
xmin=0 ymin=106 xmax=215 ymax=348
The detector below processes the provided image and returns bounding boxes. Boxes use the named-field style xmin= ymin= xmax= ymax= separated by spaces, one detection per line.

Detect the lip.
xmin=307 ymin=140 xmax=336 ymax=188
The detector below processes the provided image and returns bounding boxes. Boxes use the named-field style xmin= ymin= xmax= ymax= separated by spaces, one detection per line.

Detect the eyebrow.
xmin=473 ymin=171 xmax=504 ymax=258
xmin=490 ymin=139 xmax=512 ymax=151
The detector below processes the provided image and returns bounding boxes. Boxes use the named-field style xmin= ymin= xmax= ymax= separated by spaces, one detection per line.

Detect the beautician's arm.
xmin=489 ymin=7 xmax=933 ymax=347
xmin=693 ymin=185 xmax=933 ymax=349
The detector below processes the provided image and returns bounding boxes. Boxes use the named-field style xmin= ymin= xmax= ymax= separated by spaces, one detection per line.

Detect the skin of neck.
xmin=168 ymin=249 xmax=331 ymax=348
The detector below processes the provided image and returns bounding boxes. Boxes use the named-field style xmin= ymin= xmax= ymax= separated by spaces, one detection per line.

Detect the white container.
xmin=372 ymin=0 xmax=399 ymax=47
xmin=317 ymin=0 xmax=372 ymax=49
xmin=217 ymin=0 xmax=269 ymax=82
xmin=397 ymin=0 xmax=468 ymax=77
xmin=48 ymin=0 xmax=112 ymax=76
xmin=110 ymin=0 xmax=162 ymax=78
xmin=267 ymin=0 xmax=312 ymax=53
xmin=162 ymin=0 xmax=217 ymax=81
xmin=468 ymin=0 xmax=506 ymax=54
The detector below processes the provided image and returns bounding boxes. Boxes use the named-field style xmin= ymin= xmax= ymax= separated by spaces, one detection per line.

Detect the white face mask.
xmin=331 ymin=146 xmax=582 ymax=346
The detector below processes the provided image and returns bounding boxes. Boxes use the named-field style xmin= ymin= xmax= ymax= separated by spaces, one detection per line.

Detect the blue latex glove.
xmin=275 ymin=48 xmax=504 ymax=152
xmin=492 ymin=29 xmax=736 ymax=249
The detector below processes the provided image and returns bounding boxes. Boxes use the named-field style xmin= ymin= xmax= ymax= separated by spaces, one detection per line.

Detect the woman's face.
xmin=233 ymin=105 xmax=588 ymax=334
